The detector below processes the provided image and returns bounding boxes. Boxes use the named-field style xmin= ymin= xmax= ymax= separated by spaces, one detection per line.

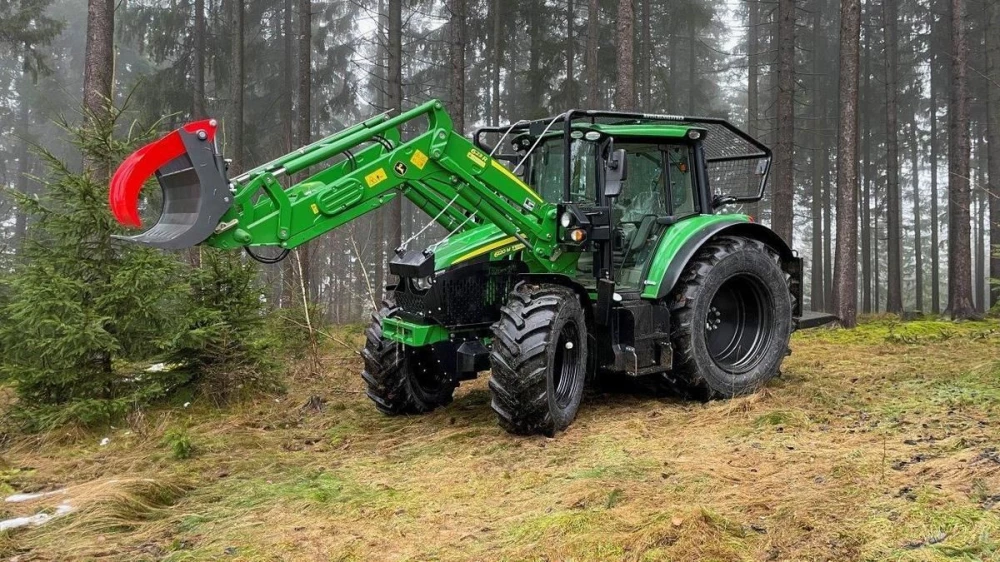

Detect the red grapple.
xmin=108 ymin=119 xmax=234 ymax=250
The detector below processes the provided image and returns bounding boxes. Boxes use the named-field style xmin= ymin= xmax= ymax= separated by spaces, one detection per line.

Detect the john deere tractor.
xmin=109 ymin=100 xmax=809 ymax=436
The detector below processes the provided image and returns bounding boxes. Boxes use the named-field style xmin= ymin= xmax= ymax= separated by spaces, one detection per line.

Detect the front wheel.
xmin=360 ymin=305 xmax=458 ymax=415
xmin=489 ymin=284 xmax=588 ymax=436
xmin=669 ymin=236 xmax=793 ymax=398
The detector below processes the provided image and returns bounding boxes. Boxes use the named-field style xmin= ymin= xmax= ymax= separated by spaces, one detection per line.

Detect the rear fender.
xmin=645 ymin=219 xmax=801 ymax=317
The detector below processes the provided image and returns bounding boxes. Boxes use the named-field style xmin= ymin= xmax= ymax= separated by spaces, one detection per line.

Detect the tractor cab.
xmin=477 ymin=115 xmax=770 ymax=295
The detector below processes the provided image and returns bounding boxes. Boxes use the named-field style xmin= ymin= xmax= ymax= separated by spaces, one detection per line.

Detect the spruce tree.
xmin=0 ymin=111 xmax=188 ymax=428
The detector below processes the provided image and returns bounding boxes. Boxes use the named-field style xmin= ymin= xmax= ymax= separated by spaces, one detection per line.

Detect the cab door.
xmin=608 ymin=142 xmax=699 ymax=291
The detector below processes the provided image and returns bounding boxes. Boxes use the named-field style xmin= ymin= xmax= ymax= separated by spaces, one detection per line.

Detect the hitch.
xmin=109 ymin=120 xmax=233 ymax=250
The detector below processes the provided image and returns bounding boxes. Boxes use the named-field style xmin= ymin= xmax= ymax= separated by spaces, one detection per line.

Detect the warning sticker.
xmin=365 ymin=168 xmax=388 ymax=188
xmin=467 ymin=149 xmax=487 ymax=168
xmin=310 ymin=203 xmax=320 ymax=215
xmin=410 ymin=150 xmax=429 ymax=170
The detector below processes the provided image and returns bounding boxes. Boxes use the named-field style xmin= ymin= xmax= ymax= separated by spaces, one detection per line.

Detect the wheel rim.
xmin=551 ymin=320 xmax=582 ymax=408
xmin=409 ymin=346 xmax=449 ymax=397
xmin=704 ymin=274 xmax=774 ymax=374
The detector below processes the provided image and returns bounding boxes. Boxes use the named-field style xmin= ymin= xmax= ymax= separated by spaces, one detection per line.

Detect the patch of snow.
xmin=99 ymin=437 xmax=110 ymax=447
xmin=5 ymin=490 xmax=65 ymax=503
xmin=146 ymin=363 xmax=168 ymax=373
xmin=183 ymin=402 xmax=191 ymax=408
xmin=0 ymin=502 xmax=74 ymax=531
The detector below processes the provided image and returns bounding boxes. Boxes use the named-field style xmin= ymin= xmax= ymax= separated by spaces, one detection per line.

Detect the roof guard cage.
xmin=474 ymin=110 xmax=772 ymax=204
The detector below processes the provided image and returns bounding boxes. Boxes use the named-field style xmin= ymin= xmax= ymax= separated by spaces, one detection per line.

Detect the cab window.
xmin=616 ymin=143 xmax=668 ymax=222
xmin=528 ymin=138 xmax=598 ymax=204
xmin=667 ymin=145 xmax=696 ymax=216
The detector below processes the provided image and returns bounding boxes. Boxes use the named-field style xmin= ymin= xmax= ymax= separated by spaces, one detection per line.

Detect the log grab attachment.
xmin=108 ymin=119 xmax=233 ymax=250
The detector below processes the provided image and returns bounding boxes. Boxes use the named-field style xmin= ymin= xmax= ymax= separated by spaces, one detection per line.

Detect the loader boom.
xmin=195 ymin=100 xmax=571 ymax=272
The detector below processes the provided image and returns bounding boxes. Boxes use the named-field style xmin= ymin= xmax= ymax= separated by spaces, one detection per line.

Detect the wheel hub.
xmin=704 ymin=274 xmax=774 ymax=374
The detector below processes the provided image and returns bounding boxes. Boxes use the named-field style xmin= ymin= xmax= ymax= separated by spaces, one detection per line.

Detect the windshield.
xmin=527 ymin=139 xmax=597 ymax=203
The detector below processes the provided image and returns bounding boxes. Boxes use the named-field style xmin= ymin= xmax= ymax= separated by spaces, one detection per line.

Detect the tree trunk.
xmin=771 ymin=0 xmax=795 ymax=245
xmin=810 ymin=5 xmax=824 ymax=312
xmin=566 ymin=0 xmax=577 ymax=108
xmin=449 ymin=0 xmax=466 ymax=133
xmin=227 ymin=0 xmax=244 ymax=173
xmin=745 ymin=0 xmax=761 ymax=220
xmin=930 ymin=49 xmax=941 ymax=314
xmin=976 ymin=158 xmax=986 ymax=312
xmin=947 ymin=0 xmax=976 ymax=319
xmin=297 ymin=0 xmax=312 ymax=300
xmin=586 ymin=0 xmax=599 ymax=108
xmin=282 ymin=0 xmax=293 ymax=150
xmin=614 ymin=0 xmax=635 ymax=110
xmin=384 ymin=0 xmax=403 ymax=294
xmin=526 ymin=2 xmax=544 ymax=118
xmin=82 ymin=0 xmax=114 ymax=178
xmin=687 ymin=23 xmax=696 ymax=113
xmin=491 ymin=0 xmax=502 ymax=124
xmin=14 ymin=45 xmax=31 ymax=249
xmin=883 ymin=0 xmax=902 ymax=313
xmin=860 ymin=22 xmax=872 ymax=314
xmin=909 ymin=114 xmax=923 ymax=311
xmin=640 ymin=0 xmax=651 ymax=110
xmin=748 ymin=0 xmax=760 ymax=140
xmin=987 ymin=0 xmax=1000 ymax=308
xmin=833 ymin=0 xmax=862 ymax=328
xmin=194 ymin=0 xmax=207 ymax=118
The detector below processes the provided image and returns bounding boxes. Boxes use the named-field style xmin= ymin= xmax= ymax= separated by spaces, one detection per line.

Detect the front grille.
xmin=394 ymin=260 xmax=525 ymax=327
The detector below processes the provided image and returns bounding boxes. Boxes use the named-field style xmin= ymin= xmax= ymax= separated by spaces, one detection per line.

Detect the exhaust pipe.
xmin=109 ymin=120 xmax=234 ymax=250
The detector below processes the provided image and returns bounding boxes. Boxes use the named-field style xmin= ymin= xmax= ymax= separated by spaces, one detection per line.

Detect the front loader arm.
xmin=112 ymin=100 xmax=568 ymax=271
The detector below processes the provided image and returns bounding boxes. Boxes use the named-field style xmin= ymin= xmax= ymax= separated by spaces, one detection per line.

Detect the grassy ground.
xmin=0 ymin=318 xmax=998 ymax=561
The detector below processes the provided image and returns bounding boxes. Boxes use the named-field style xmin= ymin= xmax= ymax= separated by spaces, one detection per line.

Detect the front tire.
xmin=489 ymin=284 xmax=588 ymax=436
xmin=361 ymin=305 xmax=458 ymax=415
xmin=669 ymin=236 xmax=793 ymax=398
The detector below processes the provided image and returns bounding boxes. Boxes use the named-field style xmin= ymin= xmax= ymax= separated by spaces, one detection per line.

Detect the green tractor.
xmin=109 ymin=100 xmax=816 ymax=436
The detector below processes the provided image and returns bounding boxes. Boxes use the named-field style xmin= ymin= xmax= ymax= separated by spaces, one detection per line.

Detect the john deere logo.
xmin=394 ymin=162 xmax=408 ymax=176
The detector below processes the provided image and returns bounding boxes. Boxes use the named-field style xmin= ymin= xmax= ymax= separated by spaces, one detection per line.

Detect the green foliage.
xmin=0 ymin=0 xmax=64 ymax=78
xmin=0 ymin=106 xmax=277 ymax=429
xmin=168 ymin=249 xmax=280 ymax=403
xmin=163 ymin=427 xmax=194 ymax=460
xmin=0 ymin=111 xmax=191 ymax=429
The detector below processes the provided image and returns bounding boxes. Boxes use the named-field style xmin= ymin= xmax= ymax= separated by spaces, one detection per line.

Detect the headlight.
xmin=560 ymin=212 xmax=574 ymax=228
xmin=413 ymin=275 xmax=434 ymax=291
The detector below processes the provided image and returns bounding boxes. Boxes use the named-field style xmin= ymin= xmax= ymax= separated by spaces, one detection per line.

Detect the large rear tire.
xmin=669 ymin=236 xmax=793 ymax=398
xmin=489 ymin=284 xmax=588 ymax=436
xmin=361 ymin=304 xmax=458 ymax=415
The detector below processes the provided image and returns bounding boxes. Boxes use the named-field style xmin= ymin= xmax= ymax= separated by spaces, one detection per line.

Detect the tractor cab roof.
xmin=575 ymin=122 xmax=707 ymax=140
xmin=527 ymin=122 xmax=705 ymax=140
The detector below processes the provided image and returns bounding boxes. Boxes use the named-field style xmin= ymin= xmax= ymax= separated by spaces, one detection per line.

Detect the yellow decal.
xmin=365 ymin=168 xmax=388 ymax=188
xmin=467 ymin=148 xmax=487 ymax=168
xmin=310 ymin=203 xmax=320 ymax=215
xmin=455 ymin=236 xmax=519 ymax=264
xmin=491 ymin=160 xmax=543 ymax=203
xmin=410 ymin=149 xmax=429 ymax=170
xmin=492 ymin=243 xmax=525 ymax=259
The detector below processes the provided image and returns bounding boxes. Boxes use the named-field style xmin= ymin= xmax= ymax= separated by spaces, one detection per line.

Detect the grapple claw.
xmin=109 ymin=120 xmax=233 ymax=250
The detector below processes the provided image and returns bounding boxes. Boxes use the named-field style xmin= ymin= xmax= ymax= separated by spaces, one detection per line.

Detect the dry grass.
xmin=0 ymin=317 xmax=998 ymax=561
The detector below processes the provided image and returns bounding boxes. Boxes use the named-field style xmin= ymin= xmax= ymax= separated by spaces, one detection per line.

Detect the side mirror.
xmin=604 ymin=148 xmax=628 ymax=198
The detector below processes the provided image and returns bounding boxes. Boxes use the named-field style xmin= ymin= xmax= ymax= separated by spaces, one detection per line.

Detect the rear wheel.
xmin=361 ymin=304 xmax=458 ymax=415
xmin=489 ymin=284 xmax=588 ymax=436
xmin=669 ymin=236 xmax=793 ymax=398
